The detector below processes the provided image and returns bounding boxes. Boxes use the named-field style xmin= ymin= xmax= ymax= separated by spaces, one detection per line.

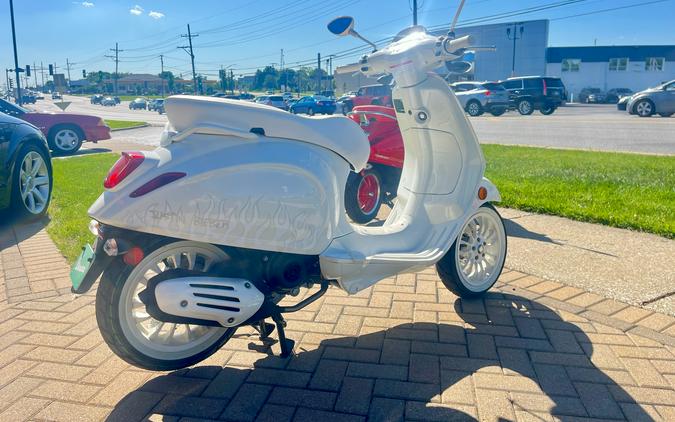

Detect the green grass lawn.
xmin=104 ymin=120 xmax=147 ymax=130
xmin=483 ymin=145 xmax=675 ymax=238
xmin=47 ymin=153 xmax=119 ymax=262
xmin=46 ymin=147 xmax=674 ymax=263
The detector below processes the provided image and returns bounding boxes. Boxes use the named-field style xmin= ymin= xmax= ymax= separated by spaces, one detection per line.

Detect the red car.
xmin=339 ymin=84 xmax=393 ymax=114
xmin=0 ymin=98 xmax=111 ymax=155
xmin=345 ymin=105 xmax=404 ymax=223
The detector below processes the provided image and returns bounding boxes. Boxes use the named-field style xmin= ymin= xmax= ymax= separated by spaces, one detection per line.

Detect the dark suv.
xmin=500 ymin=76 xmax=566 ymax=115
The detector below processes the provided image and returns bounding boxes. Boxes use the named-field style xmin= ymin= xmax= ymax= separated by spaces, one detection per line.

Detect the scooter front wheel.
xmin=437 ymin=204 xmax=507 ymax=298
xmin=96 ymin=241 xmax=236 ymax=371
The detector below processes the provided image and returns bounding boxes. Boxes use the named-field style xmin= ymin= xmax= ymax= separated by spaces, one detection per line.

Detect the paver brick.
xmin=637 ymin=313 xmax=675 ymax=332
xmin=294 ymin=407 xmax=365 ymax=422
xmin=220 ymin=383 xmax=271 ymax=421
xmin=0 ymin=396 xmax=50 ymax=421
xmin=621 ymin=357 xmax=671 ymax=388
xmin=36 ymin=401 xmax=111 ymax=422
xmin=32 ymin=379 xmax=102 ymax=402
xmin=255 ymin=403 xmax=295 ymax=422
xmin=335 ymin=376 xmax=373 ymax=415
xmin=373 ymin=379 xmax=441 ymax=402
xmin=368 ymin=397 xmax=405 ymax=422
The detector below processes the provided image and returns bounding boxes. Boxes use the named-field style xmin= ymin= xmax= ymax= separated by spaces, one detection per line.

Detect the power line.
xmin=551 ymin=0 xmax=673 ymax=21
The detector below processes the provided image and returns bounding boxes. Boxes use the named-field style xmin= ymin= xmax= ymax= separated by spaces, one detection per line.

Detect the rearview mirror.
xmin=327 ymin=16 xmax=354 ymax=36
xmin=445 ymin=61 xmax=473 ymax=74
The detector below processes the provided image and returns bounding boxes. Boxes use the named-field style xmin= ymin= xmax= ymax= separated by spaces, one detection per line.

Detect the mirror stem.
xmin=350 ymin=30 xmax=378 ymax=52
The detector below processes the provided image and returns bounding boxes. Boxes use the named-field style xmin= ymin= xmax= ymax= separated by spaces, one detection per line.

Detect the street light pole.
xmin=9 ymin=0 xmax=22 ymax=105
xmin=506 ymin=22 xmax=524 ymax=77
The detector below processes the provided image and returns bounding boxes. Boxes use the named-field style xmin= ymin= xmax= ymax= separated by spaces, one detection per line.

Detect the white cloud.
xmin=82 ymin=1 xmax=94 ymax=7
xmin=148 ymin=10 xmax=165 ymax=19
xmin=130 ymin=5 xmax=143 ymax=15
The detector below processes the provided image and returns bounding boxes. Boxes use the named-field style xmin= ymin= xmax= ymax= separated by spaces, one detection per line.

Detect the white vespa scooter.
xmin=70 ymin=14 xmax=507 ymax=370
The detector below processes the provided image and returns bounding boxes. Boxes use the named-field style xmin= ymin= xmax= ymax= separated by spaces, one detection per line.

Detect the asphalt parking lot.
xmin=36 ymin=96 xmax=675 ymax=155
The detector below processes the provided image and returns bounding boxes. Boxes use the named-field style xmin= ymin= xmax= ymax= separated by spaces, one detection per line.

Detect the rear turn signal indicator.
xmin=104 ymin=152 xmax=145 ymax=189
xmin=129 ymin=172 xmax=186 ymax=198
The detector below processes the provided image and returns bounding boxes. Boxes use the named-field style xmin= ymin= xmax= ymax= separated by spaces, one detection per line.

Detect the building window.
xmin=561 ymin=59 xmax=580 ymax=72
xmin=645 ymin=57 xmax=665 ymax=71
xmin=609 ymin=58 xmax=628 ymax=71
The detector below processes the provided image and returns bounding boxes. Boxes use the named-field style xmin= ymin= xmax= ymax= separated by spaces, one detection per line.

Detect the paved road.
xmin=34 ymin=96 xmax=675 ymax=155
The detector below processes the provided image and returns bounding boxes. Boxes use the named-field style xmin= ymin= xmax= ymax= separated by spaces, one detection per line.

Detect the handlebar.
xmin=335 ymin=60 xmax=367 ymax=75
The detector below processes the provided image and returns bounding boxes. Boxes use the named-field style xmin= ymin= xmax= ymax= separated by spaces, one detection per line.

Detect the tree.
xmin=159 ymin=71 xmax=175 ymax=93
xmin=263 ymin=74 xmax=277 ymax=90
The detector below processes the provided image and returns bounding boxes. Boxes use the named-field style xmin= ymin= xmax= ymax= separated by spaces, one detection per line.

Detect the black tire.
xmin=345 ymin=169 xmax=383 ymax=224
xmin=48 ymin=124 xmax=83 ymax=156
xmin=11 ymin=143 xmax=52 ymax=219
xmin=436 ymin=204 xmax=507 ymax=298
xmin=307 ymin=107 xmax=315 ymax=116
xmin=517 ymin=99 xmax=534 ymax=115
xmin=489 ymin=108 xmax=506 ymax=117
xmin=96 ymin=249 xmax=236 ymax=371
xmin=466 ymin=100 xmax=484 ymax=117
xmin=341 ymin=102 xmax=351 ymax=115
xmin=659 ymin=113 xmax=673 ymax=117
xmin=539 ymin=104 xmax=556 ymax=115
xmin=634 ymin=99 xmax=655 ymax=117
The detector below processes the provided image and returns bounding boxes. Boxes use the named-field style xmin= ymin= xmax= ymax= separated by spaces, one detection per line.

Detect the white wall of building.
xmin=547 ymin=60 xmax=675 ymax=99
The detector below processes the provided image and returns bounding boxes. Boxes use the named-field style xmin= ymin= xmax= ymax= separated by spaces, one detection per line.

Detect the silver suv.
xmin=450 ymin=81 xmax=509 ymax=116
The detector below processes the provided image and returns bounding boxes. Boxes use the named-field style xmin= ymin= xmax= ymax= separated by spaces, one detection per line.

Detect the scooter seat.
xmin=165 ymin=95 xmax=371 ymax=171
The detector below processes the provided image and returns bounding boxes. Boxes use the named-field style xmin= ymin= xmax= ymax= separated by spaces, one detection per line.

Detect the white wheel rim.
xmin=455 ymin=208 xmax=506 ymax=292
xmin=54 ymin=129 xmax=79 ymax=151
xmin=119 ymin=242 xmax=229 ymax=361
xmin=520 ymin=101 xmax=531 ymax=114
xmin=19 ymin=151 xmax=50 ymax=215
xmin=468 ymin=103 xmax=479 ymax=115
xmin=637 ymin=102 xmax=651 ymax=116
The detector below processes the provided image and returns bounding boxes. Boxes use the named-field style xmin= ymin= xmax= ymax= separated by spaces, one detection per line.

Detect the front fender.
xmin=478 ymin=177 xmax=501 ymax=204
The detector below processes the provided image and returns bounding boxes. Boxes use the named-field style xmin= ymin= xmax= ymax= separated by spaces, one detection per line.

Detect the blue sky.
xmin=2 ymin=0 xmax=674 ymax=82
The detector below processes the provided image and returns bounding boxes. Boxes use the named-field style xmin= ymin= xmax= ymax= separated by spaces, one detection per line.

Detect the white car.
xmin=450 ymin=81 xmax=509 ymax=116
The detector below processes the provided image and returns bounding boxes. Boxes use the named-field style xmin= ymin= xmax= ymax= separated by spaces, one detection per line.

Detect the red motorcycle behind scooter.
xmin=345 ymin=105 xmax=404 ymax=224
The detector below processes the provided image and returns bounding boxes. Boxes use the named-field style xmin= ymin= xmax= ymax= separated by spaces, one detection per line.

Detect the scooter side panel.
xmin=89 ymin=135 xmax=352 ymax=255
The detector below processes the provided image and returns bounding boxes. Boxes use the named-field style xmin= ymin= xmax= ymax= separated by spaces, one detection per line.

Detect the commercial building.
xmin=546 ymin=46 xmax=675 ymax=100
xmin=334 ymin=19 xmax=675 ymax=100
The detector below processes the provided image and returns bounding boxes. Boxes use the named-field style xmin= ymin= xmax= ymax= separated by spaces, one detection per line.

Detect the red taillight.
xmin=485 ymin=90 xmax=491 ymax=96
xmin=129 ymin=172 xmax=186 ymax=198
xmin=104 ymin=152 xmax=145 ymax=189
xmin=542 ymin=79 xmax=547 ymax=96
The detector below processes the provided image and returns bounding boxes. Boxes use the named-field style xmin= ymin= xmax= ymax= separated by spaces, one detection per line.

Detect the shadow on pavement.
xmin=108 ymin=293 xmax=649 ymax=421
xmin=504 ymin=218 xmax=560 ymax=245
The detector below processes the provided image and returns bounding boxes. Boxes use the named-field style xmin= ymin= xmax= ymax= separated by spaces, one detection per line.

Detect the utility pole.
xmin=65 ymin=58 xmax=75 ymax=89
xmin=280 ymin=48 xmax=284 ymax=91
xmin=316 ymin=53 xmax=321 ymax=93
xmin=32 ymin=61 xmax=37 ymax=88
xmin=230 ymin=69 xmax=234 ymax=94
xmin=160 ymin=54 xmax=165 ymax=96
xmin=413 ymin=0 xmax=418 ymax=25
xmin=179 ymin=24 xmax=198 ymax=94
xmin=506 ymin=23 xmax=524 ymax=77
xmin=39 ymin=61 xmax=45 ymax=88
xmin=9 ymin=0 xmax=22 ymax=105
xmin=105 ymin=43 xmax=123 ymax=95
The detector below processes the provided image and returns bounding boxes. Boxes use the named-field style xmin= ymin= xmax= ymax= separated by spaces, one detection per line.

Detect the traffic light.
xmin=82 ymin=69 xmax=87 ymax=78
xmin=48 ymin=64 xmax=54 ymax=76
xmin=25 ymin=65 xmax=31 ymax=77
xmin=8 ymin=78 xmax=13 ymax=89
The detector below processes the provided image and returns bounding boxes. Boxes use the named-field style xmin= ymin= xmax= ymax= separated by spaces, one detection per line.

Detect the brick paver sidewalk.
xmin=1 ymin=222 xmax=675 ymax=421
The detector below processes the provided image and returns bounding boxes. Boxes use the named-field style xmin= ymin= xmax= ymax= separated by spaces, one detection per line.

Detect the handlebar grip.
xmin=444 ymin=35 xmax=473 ymax=54
xmin=335 ymin=61 xmax=367 ymax=75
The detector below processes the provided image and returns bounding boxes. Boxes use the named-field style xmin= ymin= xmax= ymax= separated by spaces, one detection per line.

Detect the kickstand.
xmin=254 ymin=320 xmax=276 ymax=341
xmin=271 ymin=312 xmax=295 ymax=358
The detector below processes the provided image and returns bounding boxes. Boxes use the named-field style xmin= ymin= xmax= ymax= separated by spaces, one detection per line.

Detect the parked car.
xmin=578 ymin=87 xmax=602 ymax=103
xmin=0 ymin=98 xmax=111 ymax=155
xmin=21 ymin=93 xmax=36 ymax=104
xmin=500 ymin=76 xmax=566 ymax=115
xmin=266 ymin=90 xmax=274 ymax=94
xmin=605 ymin=88 xmax=633 ymax=104
xmin=627 ymin=79 xmax=675 ymax=117
xmin=450 ymin=81 xmax=509 ymax=116
xmin=239 ymin=92 xmax=255 ymax=100
xmin=113 ymin=96 xmax=121 ymax=104
xmin=254 ymin=95 xmax=268 ymax=104
xmin=289 ymin=96 xmax=336 ymax=115
xmin=285 ymin=98 xmax=299 ymax=108
xmin=90 ymin=94 xmax=104 ymax=105
xmin=587 ymin=91 xmax=607 ymax=104
xmin=101 ymin=97 xmax=116 ymax=106
xmin=147 ymin=99 xmax=165 ymax=111
xmin=156 ymin=100 xmax=165 ymax=115
xmin=338 ymin=84 xmax=392 ymax=114
xmin=0 ymin=112 xmax=53 ymax=218
xmin=129 ymin=98 xmax=147 ymax=110
xmin=282 ymin=92 xmax=294 ymax=101
xmin=35 ymin=92 xmax=45 ymax=100
xmin=51 ymin=92 xmax=62 ymax=100
xmin=260 ymin=95 xmax=287 ymax=110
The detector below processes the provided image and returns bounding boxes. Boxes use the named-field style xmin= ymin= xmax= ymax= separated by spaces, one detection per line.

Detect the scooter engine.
xmin=139 ymin=269 xmax=264 ymax=328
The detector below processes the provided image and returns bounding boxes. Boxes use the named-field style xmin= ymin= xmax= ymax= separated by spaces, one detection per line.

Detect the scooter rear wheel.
xmin=345 ymin=169 xmax=383 ymax=224
xmin=96 ymin=241 xmax=236 ymax=371
xmin=437 ymin=204 xmax=507 ymax=298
